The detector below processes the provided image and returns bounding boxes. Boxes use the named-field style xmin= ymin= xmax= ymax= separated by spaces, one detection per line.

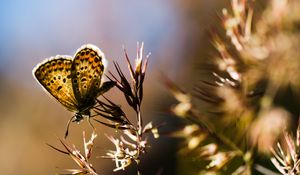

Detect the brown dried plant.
xmin=167 ymin=0 xmax=300 ymax=174
xmin=271 ymin=119 xmax=300 ymax=175
xmin=48 ymin=132 xmax=97 ymax=175
xmin=94 ymin=43 xmax=159 ymax=171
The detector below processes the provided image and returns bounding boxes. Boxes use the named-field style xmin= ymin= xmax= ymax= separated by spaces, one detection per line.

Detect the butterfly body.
xmin=33 ymin=44 xmax=106 ymax=123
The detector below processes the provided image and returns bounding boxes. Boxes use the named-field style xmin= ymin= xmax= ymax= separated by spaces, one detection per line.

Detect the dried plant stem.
xmin=136 ymin=107 xmax=143 ymax=161
xmin=187 ymin=110 xmax=244 ymax=156
xmin=137 ymin=106 xmax=143 ymax=135
xmin=289 ymin=160 xmax=300 ymax=175
xmin=254 ymin=164 xmax=280 ymax=175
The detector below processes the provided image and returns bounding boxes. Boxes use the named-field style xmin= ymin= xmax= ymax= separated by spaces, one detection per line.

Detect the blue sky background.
xmin=0 ymin=0 xmax=180 ymax=88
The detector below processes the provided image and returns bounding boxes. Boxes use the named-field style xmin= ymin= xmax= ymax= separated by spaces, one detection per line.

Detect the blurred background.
xmin=0 ymin=0 xmax=228 ymax=174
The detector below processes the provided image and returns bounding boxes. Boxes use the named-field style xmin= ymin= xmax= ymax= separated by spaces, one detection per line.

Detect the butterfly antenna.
xmin=65 ymin=115 xmax=76 ymax=138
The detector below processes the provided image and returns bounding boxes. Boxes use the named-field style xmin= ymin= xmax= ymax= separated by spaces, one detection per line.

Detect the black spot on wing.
xmin=57 ymin=86 xmax=62 ymax=91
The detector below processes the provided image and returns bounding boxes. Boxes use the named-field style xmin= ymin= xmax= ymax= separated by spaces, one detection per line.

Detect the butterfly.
xmin=33 ymin=44 xmax=115 ymax=137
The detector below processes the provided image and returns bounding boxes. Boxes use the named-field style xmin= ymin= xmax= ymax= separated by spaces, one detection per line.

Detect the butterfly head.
xmin=73 ymin=113 xmax=84 ymax=122
xmin=73 ymin=108 xmax=91 ymax=122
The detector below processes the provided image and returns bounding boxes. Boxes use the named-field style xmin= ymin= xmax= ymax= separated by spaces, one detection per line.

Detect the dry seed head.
xmin=206 ymin=152 xmax=234 ymax=170
xmin=250 ymin=107 xmax=290 ymax=154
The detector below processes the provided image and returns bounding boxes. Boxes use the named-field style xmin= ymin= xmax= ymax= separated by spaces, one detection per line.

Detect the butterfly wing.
xmin=33 ymin=56 xmax=79 ymax=112
xmin=71 ymin=44 xmax=105 ymax=109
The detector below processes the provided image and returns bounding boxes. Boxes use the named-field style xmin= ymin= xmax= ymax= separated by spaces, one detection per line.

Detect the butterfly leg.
xmin=87 ymin=113 xmax=96 ymax=132
xmin=64 ymin=115 xmax=76 ymax=138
